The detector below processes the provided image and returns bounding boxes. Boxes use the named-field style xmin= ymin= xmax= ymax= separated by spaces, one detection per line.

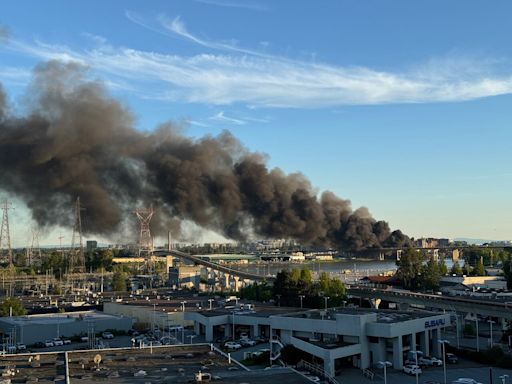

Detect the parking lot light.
xmin=438 ymin=339 xmax=450 ymax=384
xmin=377 ymin=361 xmax=392 ymax=384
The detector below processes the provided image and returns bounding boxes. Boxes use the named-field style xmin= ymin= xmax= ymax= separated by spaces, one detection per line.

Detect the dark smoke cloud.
xmin=0 ymin=61 xmax=409 ymax=250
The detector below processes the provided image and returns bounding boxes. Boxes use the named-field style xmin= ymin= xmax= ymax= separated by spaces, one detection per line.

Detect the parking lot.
xmin=338 ymin=358 xmax=512 ymax=384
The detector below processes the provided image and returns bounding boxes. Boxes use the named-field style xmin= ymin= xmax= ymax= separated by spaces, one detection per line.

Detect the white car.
xmin=403 ymin=365 xmax=422 ymax=375
xmin=44 ymin=340 xmax=54 ymax=347
xmin=224 ymin=341 xmax=242 ymax=350
xmin=240 ymin=339 xmax=256 ymax=346
xmin=451 ymin=379 xmax=482 ymax=384
xmin=419 ymin=356 xmax=442 ymax=366
xmin=53 ymin=338 xmax=64 ymax=346
xmin=62 ymin=339 xmax=71 ymax=345
xmin=102 ymin=332 xmax=114 ymax=339
xmin=16 ymin=343 xmax=27 ymax=351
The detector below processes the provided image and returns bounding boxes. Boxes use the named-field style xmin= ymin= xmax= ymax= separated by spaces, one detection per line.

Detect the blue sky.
xmin=1 ymin=0 xmax=512 ymax=245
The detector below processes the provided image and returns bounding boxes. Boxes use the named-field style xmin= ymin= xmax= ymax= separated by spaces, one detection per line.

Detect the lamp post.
xmin=473 ymin=316 xmax=480 ymax=352
xmin=488 ymin=319 xmax=495 ymax=348
xmin=438 ymin=339 xmax=450 ymax=384
xmin=276 ymin=294 xmax=281 ymax=307
xmin=499 ymin=374 xmax=509 ymax=384
xmin=324 ymin=296 xmax=330 ymax=310
xmin=208 ymin=299 xmax=214 ymax=310
xmin=410 ymin=350 xmax=420 ymax=384
xmin=299 ymin=295 xmax=305 ymax=309
xmin=180 ymin=301 xmax=187 ymax=312
xmin=452 ymin=311 xmax=460 ymax=349
xmin=377 ymin=361 xmax=391 ymax=384
xmin=188 ymin=334 xmax=196 ymax=344
xmin=232 ymin=310 xmax=236 ymax=341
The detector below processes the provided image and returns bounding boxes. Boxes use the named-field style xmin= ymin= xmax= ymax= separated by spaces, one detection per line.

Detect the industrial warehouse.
xmin=186 ymin=306 xmax=451 ymax=376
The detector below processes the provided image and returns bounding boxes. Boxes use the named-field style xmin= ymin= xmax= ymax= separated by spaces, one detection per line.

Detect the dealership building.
xmin=186 ymin=306 xmax=451 ymax=376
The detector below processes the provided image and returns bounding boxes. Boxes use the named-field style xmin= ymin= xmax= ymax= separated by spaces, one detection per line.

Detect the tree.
xmin=0 ymin=297 xmax=27 ymax=316
xmin=439 ymin=259 xmax=448 ymax=276
xmin=420 ymin=257 xmax=441 ymax=291
xmin=451 ymin=261 xmax=463 ymax=275
xmin=471 ymin=258 xmax=486 ymax=276
xmin=112 ymin=268 xmax=127 ymax=291
xmin=463 ymin=262 xmax=472 ymax=276
xmin=396 ymin=249 xmax=423 ymax=289
xmin=503 ymin=257 xmax=512 ymax=290
xmin=299 ymin=268 xmax=313 ymax=287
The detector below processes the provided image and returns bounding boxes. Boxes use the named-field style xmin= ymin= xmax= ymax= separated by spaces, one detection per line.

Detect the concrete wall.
xmin=0 ymin=313 xmax=132 ymax=345
xmin=103 ymin=302 xmax=193 ymax=328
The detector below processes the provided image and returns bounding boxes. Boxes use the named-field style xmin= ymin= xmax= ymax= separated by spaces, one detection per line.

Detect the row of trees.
xmin=396 ymin=249 xmax=488 ymax=291
xmin=241 ymin=267 xmax=347 ymax=309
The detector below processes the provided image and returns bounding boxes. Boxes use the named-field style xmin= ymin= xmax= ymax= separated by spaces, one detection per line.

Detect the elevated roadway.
xmin=347 ymin=287 xmax=512 ymax=319
xmin=153 ymin=250 xmax=274 ymax=281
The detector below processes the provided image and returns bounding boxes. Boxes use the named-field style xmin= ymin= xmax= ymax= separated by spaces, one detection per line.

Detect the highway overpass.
xmin=347 ymin=287 xmax=512 ymax=320
xmin=153 ymin=250 xmax=275 ymax=281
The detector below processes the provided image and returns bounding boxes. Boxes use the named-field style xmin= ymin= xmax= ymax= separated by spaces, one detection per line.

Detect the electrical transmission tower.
xmin=133 ymin=206 xmax=154 ymax=258
xmin=27 ymin=227 xmax=42 ymax=267
xmin=69 ymin=197 xmax=85 ymax=273
xmin=0 ymin=200 xmax=13 ymax=264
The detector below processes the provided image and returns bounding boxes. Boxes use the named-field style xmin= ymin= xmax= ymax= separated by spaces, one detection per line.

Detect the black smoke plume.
xmin=0 ymin=61 xmax=409 ymax=250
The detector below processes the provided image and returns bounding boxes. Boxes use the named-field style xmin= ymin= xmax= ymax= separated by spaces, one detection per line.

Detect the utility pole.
xmin=27 ymin=227 xmax=42 ymax=267
xmin=133 ymin=206 xmax=154 ymax=258
xmin=70 ymin=197 xmax=85 ymax=273
xmin=0 ymin=200 xmax=14 ymax=265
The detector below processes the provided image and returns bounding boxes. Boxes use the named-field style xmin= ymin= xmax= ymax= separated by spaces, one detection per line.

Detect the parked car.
xmin=403 ymin=365 xmax=422 ymax=375
xmin=62 ymin=339 xmax=71 ymax=345
xmin=451 ymin=379 xmax=482 ymax=384
xmin=224 ymin=341 xmax=242 ymax=350
xmin=44 ymin=340 xmax=54 ymax=347
xmin=253 ymin=336 xmax=267 ymax=343
xmin=419 ymin=356 xmax=442 ymax=367
xmin=446 ymin=353 xmax=458 ymax=364
xmin=239 ymin=339 xmax=256 ymax=347
xmin=53 ymin=338 xmax=64 ymax=346
xmin=239 ymin=332 xmax=249 ymax=340
xmin=16 ymin=343 xmax=26 ymax=351
xmin=80 ymin=336 xmax=89 ymax=343
xmin=102 ymin=332 xmax=114 ymax=339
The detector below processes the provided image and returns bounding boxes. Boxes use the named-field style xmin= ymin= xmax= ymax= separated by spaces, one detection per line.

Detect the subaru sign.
xmin=424 ymin=318 xmax=445 ymax=329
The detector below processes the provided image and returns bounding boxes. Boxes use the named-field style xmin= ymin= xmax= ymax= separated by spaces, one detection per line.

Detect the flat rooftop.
xmin=1 ymin=344 xmax=311 ymax=384
xmin=197 ymin=305 xmax=305 ymax=318
xmin=281 ymin=307 xmax=447 ymax=323
xmin=0 ymin=310 xmax=125 ymax=326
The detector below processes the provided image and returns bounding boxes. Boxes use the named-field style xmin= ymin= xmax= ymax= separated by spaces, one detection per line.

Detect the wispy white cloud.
xmin=187 ymin=119 xmax=210 ymax=127
xmin=194 ymin=0 xmax=268 ymax=12
xmin=209 ymin=111 xmax=246 ymax=125
xmin=3 ymin=17 xmax=512 ymax=108
xmin=0 ymin=66 xmax=31 ymax=81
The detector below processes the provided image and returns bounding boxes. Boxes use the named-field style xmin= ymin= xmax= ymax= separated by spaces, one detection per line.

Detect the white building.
xmin=187 ymin=306 xmax=450 ymax=376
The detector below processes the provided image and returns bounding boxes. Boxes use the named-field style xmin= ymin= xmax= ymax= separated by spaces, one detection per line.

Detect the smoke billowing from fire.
xmin=0 ymin=61 xmax=409 ymax=250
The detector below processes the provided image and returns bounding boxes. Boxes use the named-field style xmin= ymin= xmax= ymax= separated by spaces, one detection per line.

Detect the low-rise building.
xmin=186 ymin=306 xmax=450 ymax=376
xmin=0 ymin=311 xmax=132 ymax=345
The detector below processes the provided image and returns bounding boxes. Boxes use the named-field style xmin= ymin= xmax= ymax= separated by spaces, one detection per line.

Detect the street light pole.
xmin=439 ymin=339 xmax=449 ymax=384
xmin=299 ymin=295 xmax=304 ymax=309
xmin=208 ymin=299 xmax=214 ymax=310
xmin=232 ymin=310 xmax=236 ymax=341
xmin=324 ymin=296 xmax=330 ymax=310
xmin=488 ymin=319 xmax=495 ymax=348
xmin=475 ymin=317 xmax=480 ymax=352
xmin=377 ymin=361 xmax=391 ymax=384
xmin=410 ymin=350 xmax=420 ymax=384
xmin=499 ymin=374 xmax=509 ymax=384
